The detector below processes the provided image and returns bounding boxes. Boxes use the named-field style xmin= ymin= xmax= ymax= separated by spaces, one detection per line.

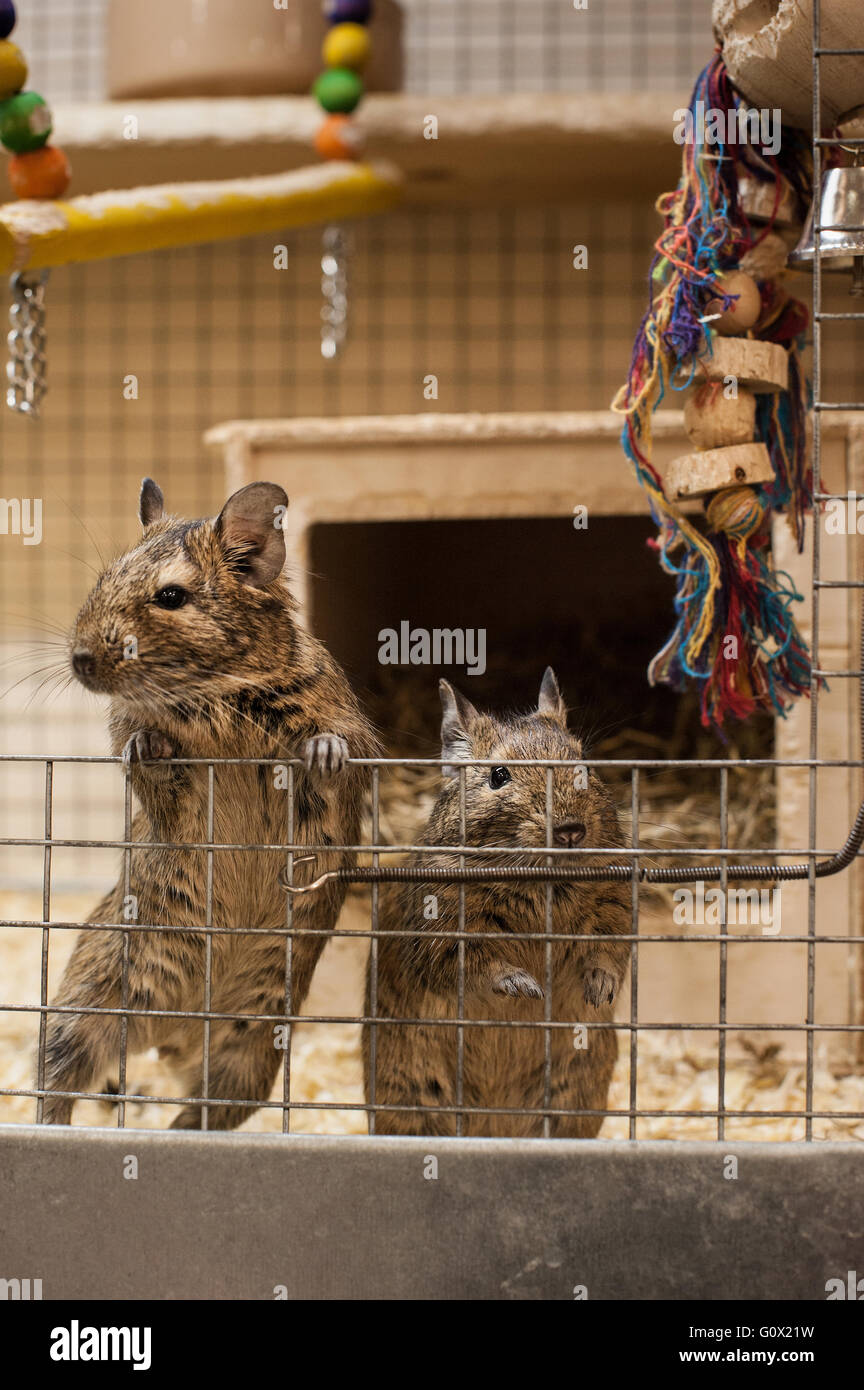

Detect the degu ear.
xmin=214 ymin=482 xmax=288 ymax=588
xmin=537 ymin=666 xmax=567 ymax=725
xmin=439 ymin=678 xmax=479 ymax=778
xmin=139 ymin=478 xmax=164 ymax=527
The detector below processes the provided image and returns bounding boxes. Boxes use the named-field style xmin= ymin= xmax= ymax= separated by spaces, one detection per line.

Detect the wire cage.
xmin=0 ymin=0 xmax=864 ymax=1303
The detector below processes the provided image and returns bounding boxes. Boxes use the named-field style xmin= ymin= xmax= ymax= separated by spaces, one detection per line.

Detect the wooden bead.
xmin=665 ymin=443 xmax=774 ymax=501
xmin=0 ymin=2 xmax=15 ymax=42
xmin=697 ymin=338 xmax=788 ymax=394
xmin=736 ymin=170 xmax=798 ymax=228
xmin=323 ymin=22 xmax=371 ymax=71
xmin=314 ymin=113 xmax=365 ymax=160
xmin=0 ymin=91 xmax=51 ymax=153
xmin=325 ymin=0 xmax=372 ymax=21
xmin=706 ymin=486 xmax=765 ymax=542
xmin=838 ymin=105 xmax=864 ymax=143
xmin=683 ymin=384 xmax=757 ymax=450
xmin=705 ymin=270 xmax=762 ymax=334
xmin=0 ymin=39 xmax=26 ymax=99
xmin=313 ymin=67 xmax=363 ymax=114
xmin=8 ymin=144 xmax=71 ymax=199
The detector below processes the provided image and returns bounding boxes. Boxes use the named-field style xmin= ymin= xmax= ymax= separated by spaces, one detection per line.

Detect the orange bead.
xmin=8 ymin=143 xmax=70 ymax=198
xmin=314 ymin=114 xmax=365 ymax=161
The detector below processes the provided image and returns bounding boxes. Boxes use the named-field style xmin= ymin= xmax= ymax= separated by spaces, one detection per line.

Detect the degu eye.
xmin=488 ymin=766 xmax=511 ymax=790
xmin=154 ymin=586 xmax=188 ymax=610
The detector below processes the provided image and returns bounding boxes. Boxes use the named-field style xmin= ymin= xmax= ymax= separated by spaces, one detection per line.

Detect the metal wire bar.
xmin=5 ymin=1014 xmax=863 ymax=1036
xmin=5 ymin=922 xmax=864 ymax=945
xmin=456 ymin=765 xmax=467 ymax=1137
xmin=2 ymin=753 xmax=858 ymax=766
xmin=718 ymin=767 xmax=728 ymax=1142
xmin=629 ymin=769 xmax=639 ymax=1140
xmin=281 ymin=764 xmax=295 ymax=1133
xmin=368 ymin=766 xmax=380 ymax=1136
xmin=543 ymin=766 xmax=553 ymax=1139
xmin=201 ymin=763 xmax=215 ymax=1131
xmin=33 ymin=762 xmax=52 ymax=1125
xmin=117 ymin=760 xmax=133 ymax=1129
xmin=9 ymin=1080 xmax=861 ymax=1125
xmin=282 ymin=846 xmax=863 ymax=889
xmin=808 ymin=0 xmax=822 ymax=1144
xmin=1 ymin=835 xmax=856 ymax=857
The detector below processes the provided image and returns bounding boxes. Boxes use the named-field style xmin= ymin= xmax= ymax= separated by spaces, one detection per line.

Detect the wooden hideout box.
xmin=206 ymin=409 xmax=864 ymax=1058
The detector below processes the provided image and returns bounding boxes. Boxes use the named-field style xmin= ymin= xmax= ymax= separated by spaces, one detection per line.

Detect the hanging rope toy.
xmin=611 ymin=49 xmax=815 ymax=731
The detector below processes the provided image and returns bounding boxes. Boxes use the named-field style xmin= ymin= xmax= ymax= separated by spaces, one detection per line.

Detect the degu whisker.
xmin=0 ymin=661 xmax=70 ymax=702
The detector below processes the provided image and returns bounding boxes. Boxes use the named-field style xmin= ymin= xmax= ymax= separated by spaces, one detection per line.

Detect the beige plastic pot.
xmin=106 ymin=0 xmax=403 ymax=99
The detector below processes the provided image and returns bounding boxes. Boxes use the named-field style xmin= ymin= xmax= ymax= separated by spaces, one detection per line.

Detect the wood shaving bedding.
xmin=1 ymin=890 xmax=861 ymax=1141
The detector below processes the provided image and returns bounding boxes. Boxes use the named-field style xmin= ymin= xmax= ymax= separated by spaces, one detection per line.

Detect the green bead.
xmin=0 ymin=90 xmax=51 ymax=153
xmin=313 ymin=68 xmax=363 ymax=114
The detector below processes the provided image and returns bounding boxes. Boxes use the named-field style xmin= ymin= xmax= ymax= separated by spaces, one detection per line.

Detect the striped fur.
xmin=364 ymin=674 xmax=629 ymax=1138
xmin=42 ymin=482 xmax=378 ymax=1129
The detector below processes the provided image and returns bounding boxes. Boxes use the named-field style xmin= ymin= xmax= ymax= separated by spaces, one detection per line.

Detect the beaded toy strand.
xmin=0 ymin=0 xmax=71 ymax=416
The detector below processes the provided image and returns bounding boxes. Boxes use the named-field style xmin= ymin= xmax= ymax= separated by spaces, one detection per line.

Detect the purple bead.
xmin=324 ymin=0 xmax=372 ymax=23
xmin=0 ymin=1 xmax=15 ymax=41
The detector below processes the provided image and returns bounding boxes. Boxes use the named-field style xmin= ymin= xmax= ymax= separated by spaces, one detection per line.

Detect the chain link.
xmin=7 ymin=270 xmax=49 ymax=417
xmin=320 ymin=225 xmax=349 ymax=360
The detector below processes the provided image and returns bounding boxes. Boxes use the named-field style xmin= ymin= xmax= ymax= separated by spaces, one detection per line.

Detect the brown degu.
xmin=41 ymin=479 xmax=379 ymax=1128
xmin=364 ymin=670 xmax=629 ymax=1137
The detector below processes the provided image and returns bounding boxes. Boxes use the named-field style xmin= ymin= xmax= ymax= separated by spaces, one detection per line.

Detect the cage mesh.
xmin=0 ymin=0 xmax=861 ymax=1142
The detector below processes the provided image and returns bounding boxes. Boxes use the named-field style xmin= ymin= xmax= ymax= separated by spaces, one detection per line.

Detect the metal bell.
xmin=788 ymin=166 xmax=864 ymax=296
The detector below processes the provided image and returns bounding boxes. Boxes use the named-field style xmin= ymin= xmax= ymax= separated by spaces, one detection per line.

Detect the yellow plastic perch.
xmin=0 ymin=160 xmax=402 ymax=272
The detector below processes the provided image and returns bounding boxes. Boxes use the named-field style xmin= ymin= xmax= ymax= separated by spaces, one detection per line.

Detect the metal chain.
xmin=7 ymin=269 xmax=49 ymax=417
xmin=320 ymin=225 xmax=349 ymax=360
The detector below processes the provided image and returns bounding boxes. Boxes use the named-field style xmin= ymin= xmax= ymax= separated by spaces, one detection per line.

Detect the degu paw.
xmin=582 ymin=967 xmax=619 ymax=1008
xmin=304 ymin=733 xmax=349 ymax=777
xmin=122 ymin=729 xmax=175 ymax=768
xmin=491 ymin=969 xmax=544 ymax=1000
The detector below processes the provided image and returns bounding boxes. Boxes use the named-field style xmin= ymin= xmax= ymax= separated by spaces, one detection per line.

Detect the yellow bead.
xmin=0 ymin=40 xmax=26 ymax=100
xmin=322 ymin=22 xmax=371 ymax=72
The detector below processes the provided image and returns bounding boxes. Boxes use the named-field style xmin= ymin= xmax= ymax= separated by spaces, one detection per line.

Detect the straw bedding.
xmin=1 ymin=885 xmax=861 ymax=1140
